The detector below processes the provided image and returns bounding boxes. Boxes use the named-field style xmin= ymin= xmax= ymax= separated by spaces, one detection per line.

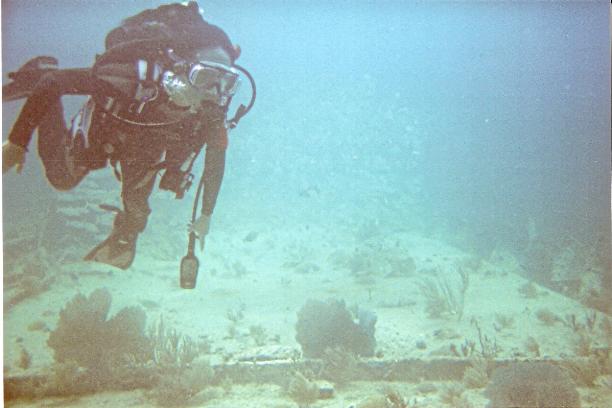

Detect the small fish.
xmin=98 ymin=204 xmax=122 ymax=213
xmin=298 ymin=185 xmax=321 ymax=198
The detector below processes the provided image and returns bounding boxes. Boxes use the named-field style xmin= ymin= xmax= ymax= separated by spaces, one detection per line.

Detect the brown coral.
xmin=47 ymin=288 xmax=151 ymax=371
xmin=295 ymin=299 xmax=376 ymax=358
xmin=485 ymin=362 xmax=580 ymax=408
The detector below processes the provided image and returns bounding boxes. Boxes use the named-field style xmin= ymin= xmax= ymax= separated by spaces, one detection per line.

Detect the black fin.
xmin=84 ymin=235 xmax=137 ymax=270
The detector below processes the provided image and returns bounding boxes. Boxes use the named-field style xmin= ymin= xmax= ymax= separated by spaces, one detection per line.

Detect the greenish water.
xmin=2 ymin=1 xmax=610 ymax=407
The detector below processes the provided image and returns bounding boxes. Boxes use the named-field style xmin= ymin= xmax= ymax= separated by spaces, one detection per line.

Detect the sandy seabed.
xmin=4 ymin=210 xmax=611 ymax=407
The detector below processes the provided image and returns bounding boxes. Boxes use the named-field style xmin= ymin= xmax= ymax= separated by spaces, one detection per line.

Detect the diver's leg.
xmin=85 ymin=135 xmax=164 ymax=269
xmin=3 ymin=56 xmax=59 ymax=102
xmin=118 ymin=130 xmax=167 ymax=237
xmin=37 ymin=99 xmax=89 ymax=190
xmin=118 ymin=157 xmax=159 ymax=237
xmin=10 ymin=69 xmax=94 ymax=190
xmin=83 ymin=163 xmax=157 ymax=269
xmin=8 ymin=68 xmax=93 ymax=151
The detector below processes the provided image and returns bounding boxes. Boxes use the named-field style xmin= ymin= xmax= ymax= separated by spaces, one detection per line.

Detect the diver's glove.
xmin=189 ymin=214 xmax=211 ymax=251
xmin=2 ymin=141 xmax=26 ymax=174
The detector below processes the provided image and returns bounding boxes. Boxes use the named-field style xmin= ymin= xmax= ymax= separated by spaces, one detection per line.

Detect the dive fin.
xmin=84 ymin=234 xmax=137 ymax=270
xmin=3 ymin=56 xmax=59 ymax=102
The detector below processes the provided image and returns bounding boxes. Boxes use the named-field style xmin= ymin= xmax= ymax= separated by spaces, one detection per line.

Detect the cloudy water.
xmin=2 ymin=1 xmax=610 ymax=407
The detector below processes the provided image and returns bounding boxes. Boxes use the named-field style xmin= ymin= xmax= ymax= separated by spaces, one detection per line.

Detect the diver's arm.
xmin=201 ymin=145 xmax=226 ymax=216
xmin=188 ymin=145 xmax=225 ymax=248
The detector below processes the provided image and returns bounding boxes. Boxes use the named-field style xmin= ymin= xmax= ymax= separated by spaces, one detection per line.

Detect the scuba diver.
xmin=2 ymin=2 xmax=255 ymax=287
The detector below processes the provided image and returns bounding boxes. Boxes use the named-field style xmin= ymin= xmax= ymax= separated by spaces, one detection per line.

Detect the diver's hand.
xmin=189 ymin=214 xmax=211 ymax=251
xmin=2 ymin=141 xmax=26 ymax=174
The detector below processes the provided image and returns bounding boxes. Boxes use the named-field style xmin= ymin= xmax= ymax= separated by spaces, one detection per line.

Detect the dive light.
xmin=180 ymin=232 xmax=199 ymax=289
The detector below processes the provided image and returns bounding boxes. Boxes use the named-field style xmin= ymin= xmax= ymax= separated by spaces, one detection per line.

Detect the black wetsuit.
xmin=6 ymin=15 xmax=235 ymax=267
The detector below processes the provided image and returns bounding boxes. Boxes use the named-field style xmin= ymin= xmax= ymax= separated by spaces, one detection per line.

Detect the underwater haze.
xmin=3 ymin=1 xmax=611 ymax=407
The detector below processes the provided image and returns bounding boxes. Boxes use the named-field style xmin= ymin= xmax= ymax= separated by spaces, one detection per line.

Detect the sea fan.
xmin=47 ymin=288 xmax=150 ymax=370
xmin=485 ymin=362 xmax=580 ymax=408
xmin=295 ymin=298 xmax=376 ymax=358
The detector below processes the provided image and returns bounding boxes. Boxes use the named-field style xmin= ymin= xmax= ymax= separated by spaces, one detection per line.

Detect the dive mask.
xmin=162 ymin=60 xmax=241 ymax=108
